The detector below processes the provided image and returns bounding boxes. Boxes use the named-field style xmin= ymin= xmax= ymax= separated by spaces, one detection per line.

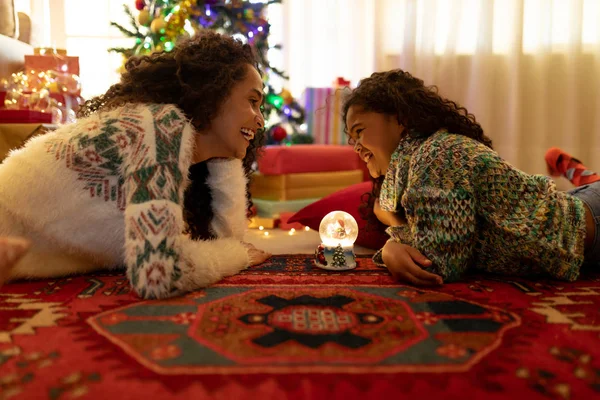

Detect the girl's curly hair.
xmin=342 ymin=69 xmax=493 ymax=229
xmin=77 ymin=31 xmax=265 ymax=240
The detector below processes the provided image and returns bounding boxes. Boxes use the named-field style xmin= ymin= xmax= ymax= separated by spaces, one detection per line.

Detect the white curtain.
xmin=280 ymin=0 xmax=600 ymax=175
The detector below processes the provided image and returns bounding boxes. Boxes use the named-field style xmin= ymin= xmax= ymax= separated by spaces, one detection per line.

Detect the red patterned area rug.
xmin=1 ymin=255 xmax=599 ymax=400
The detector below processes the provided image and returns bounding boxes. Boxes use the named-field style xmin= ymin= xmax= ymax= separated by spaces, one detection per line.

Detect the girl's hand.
xmin=374 ymin=198 xmax=407 ymax=227
xmin=382 ymin=241 xmax=443 ymax=286
xmin=242 ymin=242 xmax=272 ymax=266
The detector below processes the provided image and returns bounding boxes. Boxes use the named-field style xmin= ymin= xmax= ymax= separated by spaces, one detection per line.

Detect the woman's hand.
xmin=242 ymin=242 xmax=272 ymax=266
xmin=374 ymin=198 xmax=407 ymax=226
xmin=382 ymin=241 xmax=443 ymax=286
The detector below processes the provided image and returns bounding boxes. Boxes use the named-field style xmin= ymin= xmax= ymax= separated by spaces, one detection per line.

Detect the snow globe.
xmin=314 ymin=211 xmax=358 ymax=270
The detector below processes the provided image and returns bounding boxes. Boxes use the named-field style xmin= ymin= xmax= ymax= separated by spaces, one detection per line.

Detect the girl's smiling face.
xmin=345 ymin=106 xmax=405 ymax=178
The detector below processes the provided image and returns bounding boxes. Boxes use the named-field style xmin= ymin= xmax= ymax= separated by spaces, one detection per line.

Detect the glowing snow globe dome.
xmin=318 ymin=211 xmax=359 ymax=247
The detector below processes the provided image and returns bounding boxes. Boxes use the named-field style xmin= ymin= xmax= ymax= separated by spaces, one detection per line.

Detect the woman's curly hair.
xmin=77 ymin=31 xmax=265 ymax=240
xmin=342 ymin=69 xmax=492 ymax=229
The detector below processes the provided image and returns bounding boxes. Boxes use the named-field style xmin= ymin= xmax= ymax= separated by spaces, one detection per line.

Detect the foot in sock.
xmin=545 ymin=147 xmax=600 ymax=187
xmin=0 ymin=236 xmax=31 ymax=287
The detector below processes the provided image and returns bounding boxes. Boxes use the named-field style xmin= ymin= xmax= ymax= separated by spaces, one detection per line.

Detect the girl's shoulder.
xmin=423 ymin=130 xmax=492 ymax=153
xmin=411 ymin=131 xmax=499 ymax=174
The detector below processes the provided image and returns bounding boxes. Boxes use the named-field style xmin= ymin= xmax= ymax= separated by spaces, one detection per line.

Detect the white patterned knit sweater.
xmin=0 ymin=103 xmax=250 ymax=299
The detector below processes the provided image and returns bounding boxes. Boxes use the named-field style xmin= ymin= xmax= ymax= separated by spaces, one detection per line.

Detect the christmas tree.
xmin=332 ymin=244 xmax=346 ymax=268
xmin=109 ymin=0 xmax=311 ymax=144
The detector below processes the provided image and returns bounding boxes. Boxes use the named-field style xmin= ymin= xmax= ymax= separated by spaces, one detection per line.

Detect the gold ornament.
xmin=280 ymin=89 xmax=294 ymax=105
xmin=138 ymin=9 xmax=151 ymax=26
xmin=117 ymin=54 xmax=128 ymax=74
xmin=151 ymin=16 xmax=167 ymax=34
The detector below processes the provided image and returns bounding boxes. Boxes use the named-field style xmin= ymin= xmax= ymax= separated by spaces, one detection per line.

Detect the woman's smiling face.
xmin=345 ymin=106 xmax=405 ymax=178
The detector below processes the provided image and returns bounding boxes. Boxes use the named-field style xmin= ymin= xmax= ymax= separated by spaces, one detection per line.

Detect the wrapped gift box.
xmin=253 ymin=197 xmax=319 ymax=218
xmin=301 ymin=87 xmax=346 ymax=145
xmin=0 ymin=109 xmax=52 ymax=123
xmin=248 ymin=216 xmax=278 ymax=229
xmin=24 ymin=54 xmax=80 ymax=76
xmin=278 ymin=212 xmax=306 ymax=230
xmin=0 ymin=123 xmax=54 ymax=161
xmin=257 ymin=144 xmax=368 ymax=179
xmin=250 ymin=170 xmax=363 ymax=201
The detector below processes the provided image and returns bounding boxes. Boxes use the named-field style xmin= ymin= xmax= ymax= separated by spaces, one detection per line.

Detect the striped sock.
xmin=545 ymin=147 xmax=600 ymax=186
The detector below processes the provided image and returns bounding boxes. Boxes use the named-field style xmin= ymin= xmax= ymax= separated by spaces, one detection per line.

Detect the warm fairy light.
xmin=264 ymin=231 xmax=269 ymax=236
xmin=304 ymin=226 xmax=310 ymax=231
xmin=288 ymin=230 xmax=294 ymax=236
xmin=290 ymin=228 xmax=296 ymax=232
xmin=258 ymin=226 xmax=264 ymax=230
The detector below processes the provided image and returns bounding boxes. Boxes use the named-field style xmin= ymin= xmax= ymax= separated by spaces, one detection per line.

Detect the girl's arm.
xmin=404 ymin=182 xmax=477 ymax=282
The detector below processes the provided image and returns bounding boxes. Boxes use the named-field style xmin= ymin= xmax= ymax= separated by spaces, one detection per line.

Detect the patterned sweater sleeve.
xmin=401 ymin=137 xmax=478 ymax=282
xmin=404 ymin=184 xmax=477 ymax=282
xmin=122 ymin=104 xmax=249 ymax=299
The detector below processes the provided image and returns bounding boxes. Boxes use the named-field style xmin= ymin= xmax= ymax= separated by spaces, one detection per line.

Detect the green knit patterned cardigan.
xmin=374 ymin=130 xmax=587 ymax=282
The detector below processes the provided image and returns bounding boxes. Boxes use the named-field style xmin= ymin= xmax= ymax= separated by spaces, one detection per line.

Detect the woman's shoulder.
xmin=114 ymin=102 xmax=187 ymax=121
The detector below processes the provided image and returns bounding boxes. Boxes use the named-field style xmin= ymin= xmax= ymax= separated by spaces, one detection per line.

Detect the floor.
xmin=244 ymin=227 xmax=376 ymax=255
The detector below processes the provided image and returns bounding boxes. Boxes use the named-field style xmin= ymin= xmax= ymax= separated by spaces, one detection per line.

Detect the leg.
xmin=545 ymin=147 xmax=600 ymax=186
xmin=0 ymin=236 xmax=31 ymax=286
xmin=8 ymin=248 xmax=108 ymax=282
xmin=568 ymin=182 xmax=600 ymax=265
xmin=0 ymin=207 xmax=109 ymax=286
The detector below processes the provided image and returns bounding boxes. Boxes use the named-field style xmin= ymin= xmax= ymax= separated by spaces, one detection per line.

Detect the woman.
xmin=0 ymin=31 xmax=271 ymax=299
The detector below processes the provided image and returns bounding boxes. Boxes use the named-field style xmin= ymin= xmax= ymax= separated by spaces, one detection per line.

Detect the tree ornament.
xmin=279 ymin=88 xmax=294 ymax=105
xmin=138 ymin=9 xmax=151 ymax=26
xmin=266 ymin=93 xmax=284 ymax=108
xmin=151 ymin=16 xmax=167 ymax=34
xmin=135 ymin=0 xmax=146 ymax=11
xmin=271 ymin=125 xmax=287 ymax=142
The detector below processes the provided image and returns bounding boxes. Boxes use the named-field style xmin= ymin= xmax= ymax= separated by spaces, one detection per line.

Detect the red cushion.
xmin=258 ymin=144 xmax=370 ymax=180
xmin=288 ymin=181 xmax=388 ymax=250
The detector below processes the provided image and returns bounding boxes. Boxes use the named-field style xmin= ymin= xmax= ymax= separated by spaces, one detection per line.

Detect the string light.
xmin=258 ymin=226 xmax=264 ymax=230
xmin=264 ymin=231 xmax=269 ymax=236
xmin=304 ymin=226 xmax=310 ymax=231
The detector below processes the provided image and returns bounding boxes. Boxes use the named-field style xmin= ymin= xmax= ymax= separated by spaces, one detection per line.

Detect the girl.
xmin=343 ymin=69 xmax=598 ymax=286
xmin=0 ymin=31 xmax=271 ymax=299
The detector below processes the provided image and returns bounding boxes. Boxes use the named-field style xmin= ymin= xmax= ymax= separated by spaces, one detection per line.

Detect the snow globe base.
xmin=314 ymin=243 xmax=356 ymax=271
